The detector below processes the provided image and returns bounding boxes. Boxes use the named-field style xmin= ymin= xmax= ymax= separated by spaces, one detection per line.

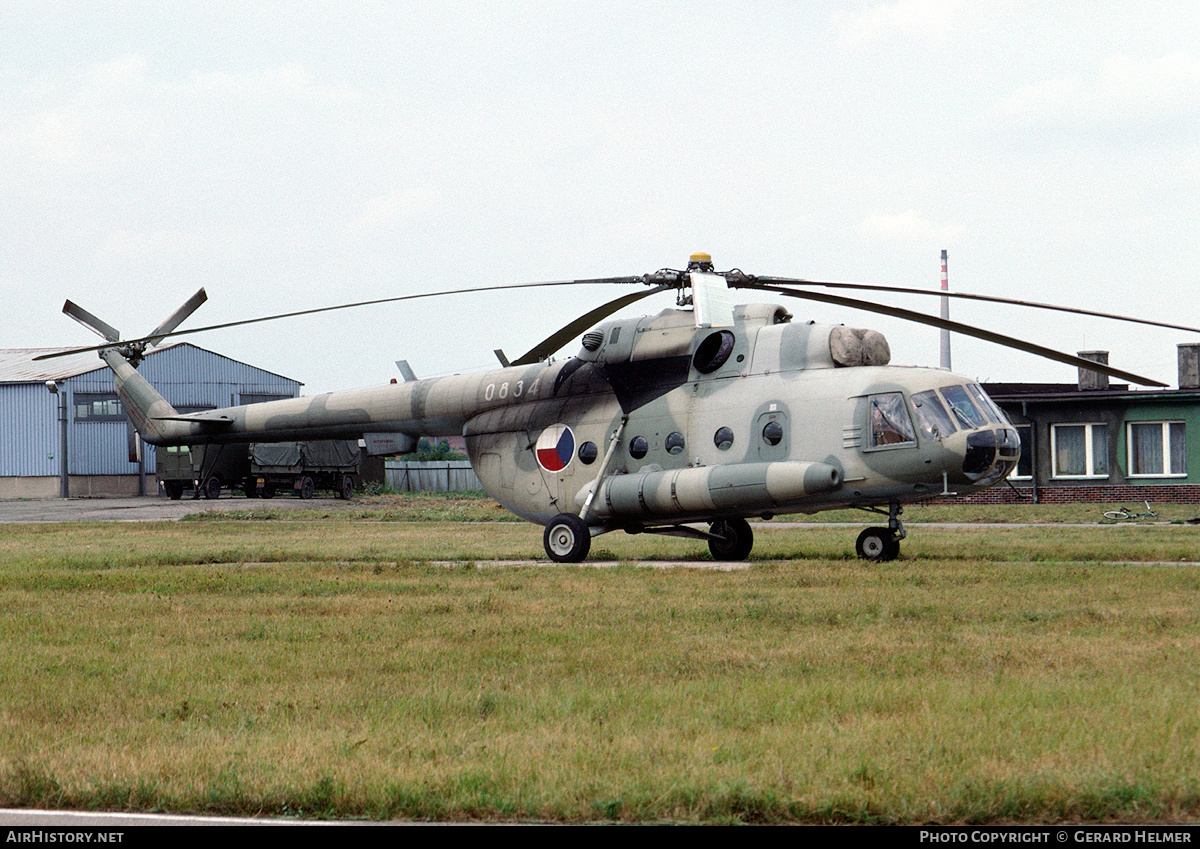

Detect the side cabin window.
xmin=868 ymin=393 xmax=916 ymax=449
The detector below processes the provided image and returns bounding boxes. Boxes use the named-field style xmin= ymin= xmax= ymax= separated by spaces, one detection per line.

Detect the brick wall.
xmin=935 ymin=484 xmax=1200 ymax=505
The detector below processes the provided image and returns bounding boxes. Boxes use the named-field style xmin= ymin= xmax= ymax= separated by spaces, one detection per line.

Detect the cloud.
xmin=182 ymin=63 xmax=361 ymax=106
xmin=998 ymin=51 xmax=1200 ymax=128
xmin=339 ymin=184 xmax=446 ymax=239
xmin=859 ymin=210 xmax=959 ymax=244
xmin=834 ymin=0 xmax=963 ymax=46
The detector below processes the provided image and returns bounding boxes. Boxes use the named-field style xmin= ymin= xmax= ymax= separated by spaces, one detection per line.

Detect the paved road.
xmin=0 ymin=494 xmax=364 ymax=523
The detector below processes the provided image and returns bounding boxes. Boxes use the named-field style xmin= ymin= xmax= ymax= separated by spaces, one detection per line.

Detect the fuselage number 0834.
xmin=483 ymin=377 xmax=540 ymax=403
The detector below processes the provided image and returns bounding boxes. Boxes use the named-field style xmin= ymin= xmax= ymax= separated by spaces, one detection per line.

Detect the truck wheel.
xmin=203 ymin=477 xmax=221 ymax=500
xmin=339 ymin=475 xmax=354 ymax=500
xmin=164 ymin=481 xmax=184 ymax=501
xmin=260 ymin=482 xmax=276 ymax=499
xmin=297 ymin=475 xmax=315 ymax=499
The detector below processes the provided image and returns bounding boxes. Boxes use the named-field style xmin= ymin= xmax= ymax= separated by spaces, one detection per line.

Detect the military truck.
xmin=157 ymin=443 xmax=251 ymax=500
xmin=157 ymin=441 xmax=361 ymax=500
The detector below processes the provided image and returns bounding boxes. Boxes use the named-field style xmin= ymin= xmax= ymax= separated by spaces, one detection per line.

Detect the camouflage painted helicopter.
xmin=40 ymin=253 xmax=1194 ymax=563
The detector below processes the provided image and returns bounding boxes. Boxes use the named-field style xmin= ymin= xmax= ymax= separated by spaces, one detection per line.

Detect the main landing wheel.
xmin=708 ymin=517 xmax=754 ymax=561
xmin=856 ymin=526 xmax=900 ymax=562
xmin=544 ymin=513 xmax=591 ymax=563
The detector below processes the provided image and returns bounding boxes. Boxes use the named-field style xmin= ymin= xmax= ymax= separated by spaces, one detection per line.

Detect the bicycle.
xmin=1102 ymin=501 xmax=1159 ymax=522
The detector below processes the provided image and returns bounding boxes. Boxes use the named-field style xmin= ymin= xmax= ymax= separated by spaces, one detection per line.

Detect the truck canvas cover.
xmin=250 ymin=441 xmax=361 ymax=470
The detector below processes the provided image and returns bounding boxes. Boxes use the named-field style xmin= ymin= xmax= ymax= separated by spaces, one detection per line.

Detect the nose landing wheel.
xmin=856 ymin=527 xmax=900 ymax=562
xmin=544 ymin=513 xmax=592 ymax=563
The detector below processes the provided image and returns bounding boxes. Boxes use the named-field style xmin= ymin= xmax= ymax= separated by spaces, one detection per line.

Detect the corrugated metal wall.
xmin=1 ymin=345 xmax=300 ymax=477
xmin=385 ymin=461 xmax=482 ymax=492
xmin=0 ymin=383 xmax=61 ymax=476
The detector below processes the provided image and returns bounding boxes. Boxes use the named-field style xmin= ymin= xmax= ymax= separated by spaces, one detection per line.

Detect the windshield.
xmin=966 ymin=383 xmax=1010 ymax=425
xmin=910 ymin=389 xmax=957 ymax=441
xmin=940 ymin=384 xmax=990 ymax=429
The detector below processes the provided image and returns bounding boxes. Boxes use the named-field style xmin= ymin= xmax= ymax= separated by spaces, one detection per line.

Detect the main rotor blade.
xmin=35 ymin=276 xmax=645 ymax=361
xmin=145 ymin=288 xmax=208 ymax=348
xmin=62 ymin=301 xmax=120 ymax=343
xmin=745 ymin=277 xmax=1200 ymax=335
xmin=509 ymin=285 xmax=672 ymax=366
xmin=752 ymin=283 xmax=1168 ymax=387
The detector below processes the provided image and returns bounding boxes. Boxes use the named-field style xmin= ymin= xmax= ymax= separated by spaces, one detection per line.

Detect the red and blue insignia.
xmin=535 ymin=424 xmax=575 ymax=472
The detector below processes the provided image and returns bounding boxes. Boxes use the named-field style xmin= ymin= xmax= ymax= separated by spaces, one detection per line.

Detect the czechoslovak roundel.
xmin=535 ymin=424 xmax=575 ymax=472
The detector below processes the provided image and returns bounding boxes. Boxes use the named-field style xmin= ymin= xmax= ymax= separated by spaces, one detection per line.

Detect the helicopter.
xmin=39 ymin=253 xmax=1196 ymax=563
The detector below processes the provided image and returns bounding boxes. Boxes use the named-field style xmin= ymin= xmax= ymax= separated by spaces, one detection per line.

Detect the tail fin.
xmin=99 ymin=348 xmax=187 ymax=445
xmin=63 ymin=291 xmax=208 ymax=446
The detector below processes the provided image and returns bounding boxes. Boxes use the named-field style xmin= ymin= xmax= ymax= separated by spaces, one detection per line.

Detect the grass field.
xmin=1 ymin=494 xmax=1199 ymax=823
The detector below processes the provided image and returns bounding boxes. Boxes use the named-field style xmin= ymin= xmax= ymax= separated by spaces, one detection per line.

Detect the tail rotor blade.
xmin=145 ymin=288 xmax=208 ymax=348
xmin=62 ymin=301 xmax=120 ymax=343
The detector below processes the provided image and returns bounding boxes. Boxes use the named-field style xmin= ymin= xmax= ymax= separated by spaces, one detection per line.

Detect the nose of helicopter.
xmin=962 ymin=426 xmax=1021 ymax=486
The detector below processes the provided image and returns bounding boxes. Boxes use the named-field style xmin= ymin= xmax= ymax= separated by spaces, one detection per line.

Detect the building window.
xmin=1012 ymin=424 xmax=1033 ymax=480
xmin=74 ymin=393 xmax=124 ymax=421
xmin=1051 ymin=423 xmax=1108 ymax=478
xmin=1127 ymin=421 xmax=1186 ymax=478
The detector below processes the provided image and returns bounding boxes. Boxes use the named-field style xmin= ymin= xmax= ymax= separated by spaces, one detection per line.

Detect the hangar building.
xmin=0 ymin=343 xmax=300 ymax=498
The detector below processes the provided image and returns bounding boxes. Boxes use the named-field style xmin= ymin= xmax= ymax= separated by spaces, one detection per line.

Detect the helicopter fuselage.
xmin=107 ymin=301 xmax=1020 ymax=545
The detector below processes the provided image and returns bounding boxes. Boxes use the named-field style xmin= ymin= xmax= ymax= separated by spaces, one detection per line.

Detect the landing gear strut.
xmin=855 ymin=503 xmax=905 ymax=562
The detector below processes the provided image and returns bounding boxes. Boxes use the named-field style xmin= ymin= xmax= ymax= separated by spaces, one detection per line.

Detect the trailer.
xmin=157 ymin=441 xmax=361 ymax=500
xmin=249 ymin=441 xmax=361 ymax=500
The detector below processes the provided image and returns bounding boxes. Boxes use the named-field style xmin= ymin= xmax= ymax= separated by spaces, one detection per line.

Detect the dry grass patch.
xmin=2 ymin=518 xmax=1200 ymax=822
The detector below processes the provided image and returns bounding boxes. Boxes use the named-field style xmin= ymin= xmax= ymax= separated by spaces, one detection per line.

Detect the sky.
xmin=3 ymin=0 xmax=1198 ymax=395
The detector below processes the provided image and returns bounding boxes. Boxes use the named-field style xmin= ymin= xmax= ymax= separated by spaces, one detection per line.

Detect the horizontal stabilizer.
xmin=153 ymin=411 xmax=235 ymax=425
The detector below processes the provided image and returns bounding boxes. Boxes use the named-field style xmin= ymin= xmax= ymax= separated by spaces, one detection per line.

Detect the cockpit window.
xmin=869 ymin=393 xmax=917 ymax=447
xmin=910 ymin=390 xmax=957 ymax=441
xmin=940 ymin=385 xmax=989 ymax=429
xmin=966 ymin=384 xmax=1008 ymax=425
